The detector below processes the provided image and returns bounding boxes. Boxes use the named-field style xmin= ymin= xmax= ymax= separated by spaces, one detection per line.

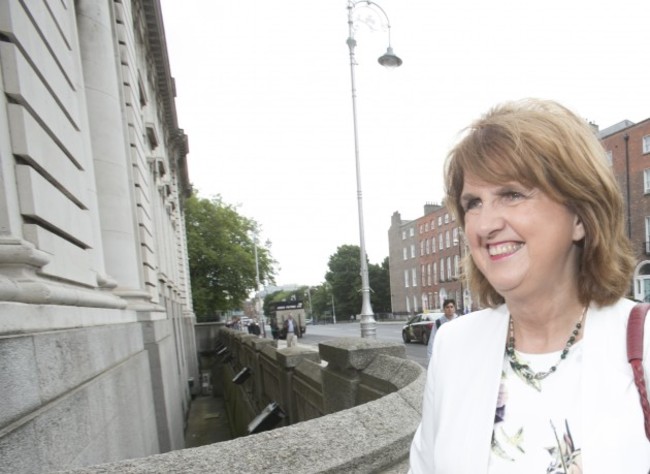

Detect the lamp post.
xmin=304 ymin=287 xmax=313 ymax=322
xmin=252 ymin=232 xmax=266 ymax=338
xmin=346 ymin=0 xmax=402 ymax=338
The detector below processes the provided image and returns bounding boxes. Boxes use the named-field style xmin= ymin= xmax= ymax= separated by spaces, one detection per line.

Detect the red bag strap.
xmin=628 ymin=303 xmax=650 ymax=442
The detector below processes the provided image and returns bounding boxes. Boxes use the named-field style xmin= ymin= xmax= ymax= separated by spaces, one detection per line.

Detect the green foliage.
xmin=307 ymin=284 xmax=336 ymax=322
xmin=324 ymin=245 xmax=362 ymax=319
xmin=322 ymin=245 xmax=391 ymax=319
xmin=368 ymin=257 xmax=391 ymax=313
xmin=184 ymin=193 xmax=274 ymax=319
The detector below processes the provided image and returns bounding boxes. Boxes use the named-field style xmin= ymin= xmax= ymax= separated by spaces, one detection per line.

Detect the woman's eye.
xmin=464 ymin=198 xmax=481 ymax=211
xmin=502 ymin=191 xmax=525 ymax=201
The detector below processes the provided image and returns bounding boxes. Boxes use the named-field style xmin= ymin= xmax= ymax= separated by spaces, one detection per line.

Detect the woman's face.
xmin=461 ymin=174 xmax=585 ymax=302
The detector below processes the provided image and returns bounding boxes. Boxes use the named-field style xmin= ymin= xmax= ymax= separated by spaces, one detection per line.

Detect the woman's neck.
xmin=506 ymin=295 xmax=586 ymax=353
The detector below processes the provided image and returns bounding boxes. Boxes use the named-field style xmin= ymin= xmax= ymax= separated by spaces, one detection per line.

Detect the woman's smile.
xmin=487 ymin=242 xmax=525 ymax=258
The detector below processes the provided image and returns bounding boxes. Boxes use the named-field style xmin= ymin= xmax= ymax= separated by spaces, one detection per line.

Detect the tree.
xmin=184 ymin=193 xmax=274 ymax=319
xmin=308 ymin=284 xmax=335 ymax=323
xmin=368 ymin=257 xmax=391 ymax=314
xmin=324 ymin=245 xmax=365 ymax=319
xmin=324 ymin=245 xmax=391 ymax=319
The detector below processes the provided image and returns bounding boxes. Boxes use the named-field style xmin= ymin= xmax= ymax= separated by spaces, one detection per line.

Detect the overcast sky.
xmin=160 ymin=0 xmax=650 ymax=287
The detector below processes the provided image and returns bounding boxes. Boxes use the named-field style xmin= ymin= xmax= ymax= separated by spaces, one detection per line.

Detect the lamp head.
xmin=378 ymin=46 xmax=402 ymax=68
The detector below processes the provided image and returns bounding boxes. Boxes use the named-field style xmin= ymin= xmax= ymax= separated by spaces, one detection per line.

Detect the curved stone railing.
xmin=60 ymin=329 xmax=425 ymax=473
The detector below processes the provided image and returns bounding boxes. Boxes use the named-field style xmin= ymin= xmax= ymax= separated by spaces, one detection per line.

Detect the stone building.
xmin=0 ymin=1 xmax=198 ymax=472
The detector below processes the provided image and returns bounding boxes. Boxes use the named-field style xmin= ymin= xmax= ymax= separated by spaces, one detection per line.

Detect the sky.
xmin=160 ymin=0 xmax=650 ymax=287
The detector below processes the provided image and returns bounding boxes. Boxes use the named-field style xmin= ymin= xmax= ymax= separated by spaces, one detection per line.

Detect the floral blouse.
xmin=488 ymin=341 xmax=584 ymax=473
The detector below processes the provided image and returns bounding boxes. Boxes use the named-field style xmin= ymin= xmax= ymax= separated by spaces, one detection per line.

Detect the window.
xmin=605 ymin=150 xmax=613 ymax=166
xmin=409 ymin=227 xmax=415 ymax=237
xmin=439 ymin=234 xmax=443 ymax=250
xmin=645 ymin=169 xmax=650 ymax=194
xmin=446 ymin=231 xmax=451 ymax=248
xmin=427 ymin=264 xmax=432 ymax=286
xmin=402 ymin=230 xmax=406 ymax=240
xmin=646 ymin=217 xmax=650 ymax=253
xmin=433 ymin=262 xmax=438 ymax=285
xmin=404 ymin=270 xmax=409 ymax=288
xmin=412 ymin=268 xmax=417 ymax=287
xmin=438 ymin=216 xmax=442 ymax=227
xmin=413 ymin=295 xmax=418 ymax=313
xmin=425 ymin=239 xmax=430 ymax=255
xmin=440 ymin=258 xmax=445 ymax=281
xmin=406 ymin=296 xmax=410 ymax=313
xmin=432 ymin=237 xmax=436 ymax=253
xmin=447 ymin=257 xmax=452 ymax=280
xmin=425 ymin=223 xmax=429 ymax=232
xmin=444 ymin=213 xmax=449 ymax=224
xmin=410 ymin=244 xmax=416 ymax=258
xmin=454 ymin=255 xmax=460 ymax=278
xmin=453 ymin=227 xmax=459 ymax=245
xmin=420 ymin=241 xmax=425 ymax=256
xmin=431 ymin=219 xmax=435 ymax=229
xmin=403 ymin=248 xmax=407 ymax=260
xmin=643 ymin=135 xmax=650 ymax=154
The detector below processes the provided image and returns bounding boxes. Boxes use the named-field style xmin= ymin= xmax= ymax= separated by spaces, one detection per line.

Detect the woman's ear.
xmin=572 ymin=215 xmax=585 ymax=242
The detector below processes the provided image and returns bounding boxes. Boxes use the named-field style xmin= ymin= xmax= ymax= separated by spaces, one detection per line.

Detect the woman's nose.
xmin=475 ymin=202 xmax=505 ymax=237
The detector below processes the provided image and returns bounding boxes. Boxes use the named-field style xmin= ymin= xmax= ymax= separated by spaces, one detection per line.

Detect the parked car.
xmin=402 ymin=312 xmax=444 ymax=345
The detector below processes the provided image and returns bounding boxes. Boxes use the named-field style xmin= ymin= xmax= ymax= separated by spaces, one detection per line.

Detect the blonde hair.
xmin=445 ymin=99 xmax=635 ymax=307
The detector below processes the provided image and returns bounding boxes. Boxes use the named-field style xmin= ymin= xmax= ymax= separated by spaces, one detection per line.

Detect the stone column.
xmin=249 ymin=338 xmax=277 ymax=404
xmin=276 ymin=347 xmax=321 ymax=425
xmin=319 ymin=338 xmax=406 ymax=414
xmin=76 ymin=0 xmax=150 ymax=306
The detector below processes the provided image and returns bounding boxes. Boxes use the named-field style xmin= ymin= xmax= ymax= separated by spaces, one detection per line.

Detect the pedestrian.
xmin=283 ymin=314 xmax=301 ymax=348
xmin=270 ymin=318 xmax=280 ymax=340
xmin=425 ymin=299 xmax=458 ymax=361
xmin=409 ymin=99 xmax=647 ymax=472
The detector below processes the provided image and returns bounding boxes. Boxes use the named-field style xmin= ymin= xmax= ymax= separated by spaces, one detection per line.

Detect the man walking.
xmin=426 ymin=299 xmax=459 ymax=360
xmin=284 ymin=314 xmax=301 ymax=348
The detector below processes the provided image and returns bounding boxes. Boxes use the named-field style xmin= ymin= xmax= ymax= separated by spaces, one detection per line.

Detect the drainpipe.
xmin=624 ymin=133 xmax=632 ymax=239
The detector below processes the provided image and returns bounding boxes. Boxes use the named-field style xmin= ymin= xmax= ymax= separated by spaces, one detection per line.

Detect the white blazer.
xmin=409 ymin=298 xmax=650 ymax=473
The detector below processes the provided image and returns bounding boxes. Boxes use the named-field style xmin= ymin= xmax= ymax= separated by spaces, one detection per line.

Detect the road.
xmin=266 ymin=321 xmax=429 ymax=368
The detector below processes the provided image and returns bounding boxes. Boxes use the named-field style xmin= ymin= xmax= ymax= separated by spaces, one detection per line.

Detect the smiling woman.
xmin=408 ymin=99 xmax=648 ymax=473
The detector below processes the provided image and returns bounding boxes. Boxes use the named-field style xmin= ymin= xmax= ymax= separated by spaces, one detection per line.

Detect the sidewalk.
xmin=184 ymin=393 xmax=232 ymax=448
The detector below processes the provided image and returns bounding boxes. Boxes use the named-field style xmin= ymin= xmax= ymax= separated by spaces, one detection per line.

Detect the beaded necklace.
xmin=506 ymin=307 xmax=587 ymax=388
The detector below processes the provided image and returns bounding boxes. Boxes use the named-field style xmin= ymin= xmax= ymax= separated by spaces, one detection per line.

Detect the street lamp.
xmin=346 ymin=0 xmax=402 ymax=338
xmin=252 ymin=232 xmax=266 ymax=338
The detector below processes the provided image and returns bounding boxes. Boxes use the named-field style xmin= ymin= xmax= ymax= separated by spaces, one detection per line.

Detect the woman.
xmin=409 ymin=99 xmax=650 ymax=473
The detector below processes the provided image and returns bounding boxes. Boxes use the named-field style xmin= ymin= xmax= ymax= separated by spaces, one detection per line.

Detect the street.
xmin=261 ymin=320 xmax=429 ymax=368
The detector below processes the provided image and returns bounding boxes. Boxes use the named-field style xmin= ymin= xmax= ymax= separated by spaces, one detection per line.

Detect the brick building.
xmin=600 ymin=118 xmax=650 ymax=301
xmin=388 ymin=203 xmax=469 ymax=315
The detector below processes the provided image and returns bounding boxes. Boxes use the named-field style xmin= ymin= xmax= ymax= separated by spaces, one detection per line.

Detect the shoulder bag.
xmin=627 ymin=302 xmax=650 ymax=442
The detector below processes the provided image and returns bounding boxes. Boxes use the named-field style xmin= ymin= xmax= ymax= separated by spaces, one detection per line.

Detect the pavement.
xmin=185 ymin=392 xmax=232 ymax=448
xmin=184 ymin=336 xmax=305 ymax=449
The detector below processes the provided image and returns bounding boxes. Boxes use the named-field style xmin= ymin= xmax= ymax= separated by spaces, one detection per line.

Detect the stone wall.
xmin=61 ymin=328 xmax=425 ymax=473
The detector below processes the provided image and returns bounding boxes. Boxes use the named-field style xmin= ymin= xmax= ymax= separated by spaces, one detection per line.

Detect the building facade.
xmin=388 ymin=204 xmax=469 ymax=316
xmin=0 ymin=1 xmax=198 ymax=472
xmin=601 ymin=118 xmax=650 ymax=302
